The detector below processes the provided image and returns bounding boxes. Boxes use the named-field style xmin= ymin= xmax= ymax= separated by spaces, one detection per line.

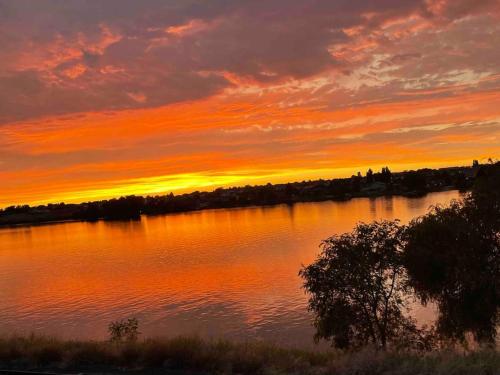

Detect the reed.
xmin=0 ymin=335 xmax=497 ymax=375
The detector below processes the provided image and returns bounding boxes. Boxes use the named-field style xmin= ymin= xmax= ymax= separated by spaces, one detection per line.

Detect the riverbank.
xmin=0 ymin=336 xmax=498 ymax=375
xmin=0 ymin=187 xmax=460 ymax=229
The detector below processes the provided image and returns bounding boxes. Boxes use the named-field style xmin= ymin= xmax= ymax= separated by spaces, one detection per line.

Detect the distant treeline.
xmin=0 ymin=161 xmax=488 ymax=226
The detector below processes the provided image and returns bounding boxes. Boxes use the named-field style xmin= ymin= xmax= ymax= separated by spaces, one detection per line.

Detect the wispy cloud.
xmin=0 ymin=0 xmax=499 ymax=205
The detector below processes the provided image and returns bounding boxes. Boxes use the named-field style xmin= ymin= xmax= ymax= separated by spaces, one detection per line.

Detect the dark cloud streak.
xmin=0 ymin=0 xmax=499 ymax=124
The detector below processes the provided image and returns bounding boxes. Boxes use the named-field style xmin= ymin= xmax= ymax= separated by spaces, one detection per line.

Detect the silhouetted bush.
xmin=108 ymin=318 xmax=140 ymax=343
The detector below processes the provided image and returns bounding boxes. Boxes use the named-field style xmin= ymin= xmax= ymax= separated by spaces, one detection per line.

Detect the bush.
xmin=108 ymin=318 xmax=140 ymax=343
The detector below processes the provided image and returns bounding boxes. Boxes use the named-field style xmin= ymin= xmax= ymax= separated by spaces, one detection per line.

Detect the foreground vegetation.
xmin=301 ymin=162 xmax=499 ymax=350
xmin=0 ymin=335 xmax=498 ymax=375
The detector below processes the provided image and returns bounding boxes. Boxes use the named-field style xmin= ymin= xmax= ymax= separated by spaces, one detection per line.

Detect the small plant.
xmin=108 ymin=318 xmax=140 ymax=343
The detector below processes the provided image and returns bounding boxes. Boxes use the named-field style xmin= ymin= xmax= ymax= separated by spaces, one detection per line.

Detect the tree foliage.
xmin=300 ymin=221 xmax=420 ymax=350
xmin=404 ymin=163 xmax=500 ymax=344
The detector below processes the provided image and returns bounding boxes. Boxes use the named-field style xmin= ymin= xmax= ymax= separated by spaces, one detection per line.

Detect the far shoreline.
xmin=0 ymin=186 xmax=462 ymax=229
xmin=2 ymin=162 xmax=481 ymax=228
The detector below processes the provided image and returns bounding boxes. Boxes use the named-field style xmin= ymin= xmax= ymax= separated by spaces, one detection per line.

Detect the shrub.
xmin=108 ymin=318 xmax=140 ymax=343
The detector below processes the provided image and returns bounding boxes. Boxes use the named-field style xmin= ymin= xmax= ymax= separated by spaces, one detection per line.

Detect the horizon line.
xmin=2 ymin=159 xmax=489 ymax=210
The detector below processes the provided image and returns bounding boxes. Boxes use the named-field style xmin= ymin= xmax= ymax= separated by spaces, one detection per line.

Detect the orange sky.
xmin=1 ymin=0 xmax=499 ymax=207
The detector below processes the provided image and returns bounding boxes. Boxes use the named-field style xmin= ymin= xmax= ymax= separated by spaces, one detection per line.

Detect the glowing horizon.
xmin=1 ymin=1 xmax=499 ymax=207
xmin=0 ymin=159 xmax=483 ymax=208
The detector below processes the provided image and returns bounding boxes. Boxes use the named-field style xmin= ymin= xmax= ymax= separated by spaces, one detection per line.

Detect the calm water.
xmin=0 ymin=191 xmax=460 ymax=347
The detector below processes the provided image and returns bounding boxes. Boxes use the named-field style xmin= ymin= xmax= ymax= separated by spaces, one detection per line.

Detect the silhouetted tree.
xmin=437 ymin=170 xmax=452 ymax=186
xmin=101 ymin=195 xmax=144 ymax=220
xmin=366 ymin=168 xmax=374 ymax=184
xmin=454 ymin=172 xmax=468 ymax=191
xmin=350 ymin=174 xmax=362 ymax=192
xmin=379 ymin=167 xmax=392 ymax=184
xmin=402 ymin=171 xmax=427 ymax=192
xmin=473 ymin=163 xmax=500 ymax=213
xmin=4 ymin=205 xmax=31 ymax=214
xmin=300 ymin=221 xmax=421 ymax=350
xmin=404 ymin=164 xmax=500 ymax=344
xmin=81 ymin=201 xmax=101 ymax=220
xmin=282 ymin=183 xmax=296 ymax=203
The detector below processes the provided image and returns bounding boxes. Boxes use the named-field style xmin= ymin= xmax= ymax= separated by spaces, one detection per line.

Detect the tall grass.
xmin=0 ymin=335 xmax=498 ymax=374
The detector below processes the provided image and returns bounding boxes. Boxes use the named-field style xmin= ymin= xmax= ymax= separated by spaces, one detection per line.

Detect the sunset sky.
xmin=1 ymin=0 xmax=499 ymax=207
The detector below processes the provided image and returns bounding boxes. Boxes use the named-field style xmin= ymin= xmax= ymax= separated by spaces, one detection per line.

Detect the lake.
xmin=0 ymin=191 xmax=460 ymax=347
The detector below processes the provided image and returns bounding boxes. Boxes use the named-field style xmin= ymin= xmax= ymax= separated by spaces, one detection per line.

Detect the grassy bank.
xmin=0 ymin=335 xmax=498 ymax=375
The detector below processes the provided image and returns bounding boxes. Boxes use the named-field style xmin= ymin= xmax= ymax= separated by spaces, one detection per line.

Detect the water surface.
xmin=0 ymin=191 xmax=460 ymax=347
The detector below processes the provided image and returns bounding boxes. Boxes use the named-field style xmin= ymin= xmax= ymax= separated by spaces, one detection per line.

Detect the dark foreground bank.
xmin=0 ymin=336 xmax=498 ymax=375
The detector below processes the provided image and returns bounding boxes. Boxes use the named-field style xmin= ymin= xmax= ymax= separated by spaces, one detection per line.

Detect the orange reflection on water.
xmin=0 ymin=191 xmax=458 ymax=346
